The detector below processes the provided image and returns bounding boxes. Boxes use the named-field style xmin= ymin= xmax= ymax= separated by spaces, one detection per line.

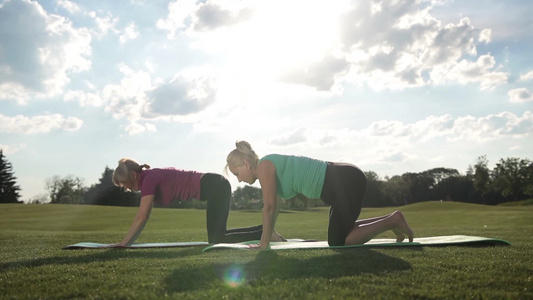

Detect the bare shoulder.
xmin=257 ymin=159 xmax=277 ymax=186
xmin=257 ymin=159 xmax=277 ymax=197
xmin=257 ymin=159 xmax=276 ymax=176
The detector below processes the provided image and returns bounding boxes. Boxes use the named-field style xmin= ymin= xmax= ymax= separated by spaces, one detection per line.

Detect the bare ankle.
xmin=270 ymin=230 xmax=287 ymax=242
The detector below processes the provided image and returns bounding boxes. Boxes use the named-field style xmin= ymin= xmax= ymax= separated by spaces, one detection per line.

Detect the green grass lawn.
xmin=0 ymin=202 xmax=531 ymax=299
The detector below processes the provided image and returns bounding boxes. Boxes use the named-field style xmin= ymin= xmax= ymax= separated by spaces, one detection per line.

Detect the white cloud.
xmin=279 ymin=54 xmax=349 ymax=91
xmin=124 ymin=121 xmax=157 ymax=135
xmin=144 ymin=69 xmax=218 ymax=117
xmin=0 ymin=0 xmax=92 ymax=103
xmin=144 ymin=58 xmax=157 ymax=73
xmin=0 ymin=143 xmax=26 ymax=155
xmin=63 ymin=90 xmax=104 ymax=106
xmin=338 ymin=5 xmax=507 ymax=91
xmin=508 ymin=88 xmax=533 ymax=103
xmin=381 ymin=152 xmax=408 ymax=162
xmin=157 ymin=0 xmax=252 ymax=37
xmin=119 ymin=22 xmax=139 ymax=43
xmin=87 ymin=10 xmax=119 ymax=39
xmin=101 ymin=64 xmax=219 ymax=134
xmin=156 ymin=0 xmax=198 ymax=38
xmin=268 ymin=127 xmax=308 ymax=146
xmin=368 ymin=114 xmax=455 ymax=141
xmin=519 ymin=71 xmax=533 ymax=81
xmin=157 ymin=0 xmax=508 ymax=93
xmin=265 ymin=111 xmax=533 ymax=174
xmin=102 ymin=64 xmax=153 ymax=121
xmin=56 ymin=0 xmax=80 ymax=14
xmin=192 ymin=1 xmax=253 ymax=32
xmin=369 ymin=120 xmax=407 ymax=137
xmin=432 ymin=54 xmax=508 ymax=90
xmin=479 ymin=28 xmax=491 ymax=43
xmin=319 ymin=135 xmax=338 ymax=146
xmin=0 ymin=113 xmax=83 ymax=134
xmin=450 ymin=111 xmax=533 ymax=141
xmin=353 ymin=111 xmax=533 ymax=157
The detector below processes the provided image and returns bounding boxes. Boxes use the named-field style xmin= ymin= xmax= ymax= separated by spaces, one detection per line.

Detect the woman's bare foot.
xmin=392 ymin=211 xmax=414 ymax=242
xmin=270 ymin=230 xmax=287 ymax=242
xmin=393 ymin=230 xmax=405 ymax=243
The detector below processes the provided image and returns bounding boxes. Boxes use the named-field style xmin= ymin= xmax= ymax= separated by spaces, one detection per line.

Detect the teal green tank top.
xmin=259 ymin=154 xmax=327 ymax=199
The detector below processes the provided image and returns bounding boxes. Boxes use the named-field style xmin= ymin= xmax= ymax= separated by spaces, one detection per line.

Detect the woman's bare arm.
xmin=254 ymin=160 xmax=278 ymax=249
xmin=118 ymin=195 xmax=154 ymax=246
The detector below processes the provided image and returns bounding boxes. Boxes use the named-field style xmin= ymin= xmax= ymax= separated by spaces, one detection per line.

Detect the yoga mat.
xmin=202 ymin=235 xmax=511 ymax=251
xmin=62 ymin=239 xmax=308 ymax=250
xmin=63 ymin=241 xmax=208 ymax=249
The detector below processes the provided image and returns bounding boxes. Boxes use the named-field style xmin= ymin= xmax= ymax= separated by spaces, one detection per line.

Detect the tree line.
xmin=221 ymin=155 xmax=533 ymax=209
xmin=0 ymin=150 xmax=22 ymax=203
xmin=1 ymin=150 xmax=532 ymax=208
xmin=363 ymin=155 xmax=533 ymax=207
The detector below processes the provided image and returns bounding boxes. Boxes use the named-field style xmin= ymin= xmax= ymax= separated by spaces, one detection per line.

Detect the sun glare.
xmin=223 ymin=264 xmax=246 ymax=288
xmin=196 ymin=1 xmax=350 ymax=81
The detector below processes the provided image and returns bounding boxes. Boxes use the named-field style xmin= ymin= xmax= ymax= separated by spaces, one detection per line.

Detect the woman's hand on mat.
xmin=248 ymin=242 xmax=268 ymax=250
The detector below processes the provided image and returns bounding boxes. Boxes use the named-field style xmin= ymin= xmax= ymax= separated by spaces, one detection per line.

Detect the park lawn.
xmin=0 ymin=202 xmax=531 ymax=299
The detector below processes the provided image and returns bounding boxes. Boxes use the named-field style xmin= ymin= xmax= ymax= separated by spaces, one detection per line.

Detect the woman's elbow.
xmin=135 ymin=214 xmax=150 ymax=224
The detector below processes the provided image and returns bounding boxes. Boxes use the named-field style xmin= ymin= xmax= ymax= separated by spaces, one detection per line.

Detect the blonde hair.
xmin=112 ymin=158 xmax=150 ymax=186
xmin=225 ymin=141 xmax=259 ymax=174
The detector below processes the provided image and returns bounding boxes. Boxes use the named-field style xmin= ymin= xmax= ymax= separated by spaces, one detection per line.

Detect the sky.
xmin=1 ymin=0 xmax=532 ymax=202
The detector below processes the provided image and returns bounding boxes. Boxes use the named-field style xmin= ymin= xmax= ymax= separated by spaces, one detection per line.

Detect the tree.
xmin=423 ymin=167 xmax=462 ymax=201
xmin=423 ymin=168 xmax=460 ymax=187
xmin=492 ymin=158 xmax=533 ymax=203
xmin=470 ymin=155 xmax=493 ymax=204
xmin=83 ymin=166 xmax=140 ymax=206
xmin=383 ymin=175 xmax=409 ymax=206
xmin=231 ymin=186 xmax=263 ymax=209
xmin=28 ymin=194 xmax=49 ymax=204
xmin=434 ymin=175 xmax=475 ymax=203
xmin=363 ymin=171 xmax=388 ymax=207
xmin=401 ymin=172 xmax=434 ymax=203
xmin=282 ymin=194 xmax=324 ymax=210
xmin=46 ymin=175 xmax=86 ymax=204
xmin=0 ymin=150 xmax=21 ymax=203
xmin=524 ymin=162 xmax=533 ymax=197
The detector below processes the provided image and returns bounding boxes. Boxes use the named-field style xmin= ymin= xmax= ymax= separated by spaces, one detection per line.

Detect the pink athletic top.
xmin=137 ymin=168 xmax=202 ymax=205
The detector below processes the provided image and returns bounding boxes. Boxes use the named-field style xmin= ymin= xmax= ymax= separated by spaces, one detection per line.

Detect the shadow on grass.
xmin=163 ymin=248 xmax=412 ymax=294
xmin=239 ymin=209 xmax=322 ymax=214
xmin=0 ymin=247 xmax=203 ymax=273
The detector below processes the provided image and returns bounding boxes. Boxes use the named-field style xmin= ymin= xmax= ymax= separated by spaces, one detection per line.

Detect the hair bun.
xmin=236 ymin=140 xmax=254 ymax=156
xmin=225 ymin=140 xmax=259 ymax=173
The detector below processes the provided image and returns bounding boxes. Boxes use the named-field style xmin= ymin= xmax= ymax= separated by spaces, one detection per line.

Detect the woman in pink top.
xmin=111 ymin=158 xmax=285 ymax=246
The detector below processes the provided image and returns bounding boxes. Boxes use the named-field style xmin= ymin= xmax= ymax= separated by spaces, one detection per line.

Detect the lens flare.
xmin=223 ymin=265 xmax=245 ymax=288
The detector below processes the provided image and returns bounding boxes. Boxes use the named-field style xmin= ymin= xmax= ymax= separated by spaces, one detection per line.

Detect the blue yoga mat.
xmin=202 ymin=235 xmax=511 ymax=251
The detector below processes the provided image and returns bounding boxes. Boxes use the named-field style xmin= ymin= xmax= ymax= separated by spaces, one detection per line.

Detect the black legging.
xmin=320 ymin=162 xmax=367 ymax=246
xmin=200 ymin=173 xmax=263 ymax=244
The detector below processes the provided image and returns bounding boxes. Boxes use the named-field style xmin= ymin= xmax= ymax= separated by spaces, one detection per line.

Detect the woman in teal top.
xmin=226 ymin=141 xmax=414 ymax=249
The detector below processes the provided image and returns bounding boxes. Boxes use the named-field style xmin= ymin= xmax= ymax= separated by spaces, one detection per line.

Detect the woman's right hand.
xmin=248 ymin=243 xmax=268 ymax=250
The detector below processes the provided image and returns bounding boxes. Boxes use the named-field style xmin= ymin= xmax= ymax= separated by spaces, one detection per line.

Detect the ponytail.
xmin=112 ymin=158 xmax=150 ymax=186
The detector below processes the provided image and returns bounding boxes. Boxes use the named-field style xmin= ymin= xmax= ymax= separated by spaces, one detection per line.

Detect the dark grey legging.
xmin=320 ymin=162 xmax=367 ymax=246
xmin=200 ymin=173 xmax=262 ymax=243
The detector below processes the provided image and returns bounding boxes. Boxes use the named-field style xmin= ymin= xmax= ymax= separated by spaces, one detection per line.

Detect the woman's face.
xmin=229 ymin=161 xmax=256 ymax=184
xmin=120 ymin=172 xmax=139 ymax=191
